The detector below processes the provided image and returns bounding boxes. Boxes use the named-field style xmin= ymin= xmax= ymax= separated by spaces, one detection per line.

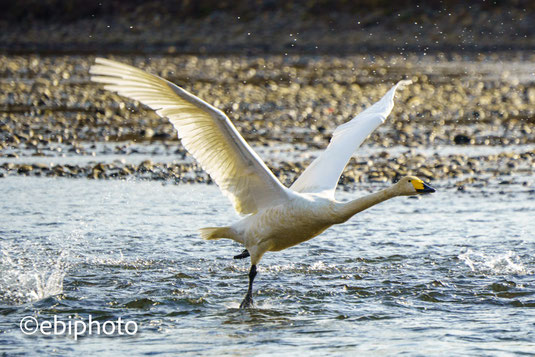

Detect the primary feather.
xmin=90 ymin=58 xmax=289 ymax=215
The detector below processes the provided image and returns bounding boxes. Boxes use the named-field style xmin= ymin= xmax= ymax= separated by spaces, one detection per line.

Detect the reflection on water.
xmin=0 ymin=176 xmax=534 ymax=355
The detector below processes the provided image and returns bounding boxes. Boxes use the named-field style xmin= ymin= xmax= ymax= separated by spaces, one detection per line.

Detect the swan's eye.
xmin=408 ymin=180 xmax=411 ymax=183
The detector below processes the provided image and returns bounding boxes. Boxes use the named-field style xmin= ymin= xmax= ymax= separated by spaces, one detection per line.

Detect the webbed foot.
xmin=239 ymin=292 xmax=254 ymax=309
xmin=233 ymin=249 xmax=250 ymax=260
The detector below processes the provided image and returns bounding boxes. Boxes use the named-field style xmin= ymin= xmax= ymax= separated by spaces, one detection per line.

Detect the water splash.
xmin=0 ymin=243 xmax=68 ymax=304
xmin=458 ymin=249 xmax=529 ymax=275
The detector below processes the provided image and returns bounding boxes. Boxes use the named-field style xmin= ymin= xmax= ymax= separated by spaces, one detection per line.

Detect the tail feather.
xmin=199 ymin=226 xmax=232 ymax=240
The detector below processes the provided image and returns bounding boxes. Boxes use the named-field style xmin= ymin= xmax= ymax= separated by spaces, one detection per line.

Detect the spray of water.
xmin=0 ymin=242 xmax=68 ymax=304
xmin=458 ymin=249 xmax=529 ymax=275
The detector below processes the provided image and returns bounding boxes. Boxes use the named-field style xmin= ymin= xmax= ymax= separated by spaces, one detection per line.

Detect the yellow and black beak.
xmin=414 ymin=180 xmax=436 ymax=194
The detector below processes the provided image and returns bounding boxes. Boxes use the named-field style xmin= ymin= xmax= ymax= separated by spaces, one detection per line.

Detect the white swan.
xmin=90 ymin=58 xmax=435 ymax=308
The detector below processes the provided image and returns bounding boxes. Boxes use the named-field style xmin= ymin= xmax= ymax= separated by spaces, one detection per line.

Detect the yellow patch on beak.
xmin=412 ymin=179 xmax=424 ymax=191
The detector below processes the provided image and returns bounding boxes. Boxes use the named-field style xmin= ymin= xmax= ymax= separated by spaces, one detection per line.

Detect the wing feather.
xmin=290 ymin=80 xmax=411 ymax=196
xmin=90 ymin=58 xmax=289 ymax=214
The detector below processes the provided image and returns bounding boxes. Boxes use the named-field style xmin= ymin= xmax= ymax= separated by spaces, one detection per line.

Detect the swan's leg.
xmin=233 ymin=249 xmax=250 ymax=260
xmin=239 ymin=264 xmax=257 ymax=309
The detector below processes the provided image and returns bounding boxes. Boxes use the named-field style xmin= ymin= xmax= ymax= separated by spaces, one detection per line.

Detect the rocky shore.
xmin=1 ymin=54 xmax=534 ymax=192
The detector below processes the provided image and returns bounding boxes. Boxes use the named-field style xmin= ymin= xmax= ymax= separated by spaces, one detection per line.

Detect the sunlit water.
xmin=1 ymin=176 xmax=534 ymax=355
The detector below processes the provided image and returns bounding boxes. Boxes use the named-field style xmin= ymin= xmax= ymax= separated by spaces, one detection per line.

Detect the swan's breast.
xmin=244 ymin=195 xmax=338 ymax=251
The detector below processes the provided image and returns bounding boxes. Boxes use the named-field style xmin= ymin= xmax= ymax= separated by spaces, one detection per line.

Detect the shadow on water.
xmin=220 ymin=307 xmax=294 ymax=326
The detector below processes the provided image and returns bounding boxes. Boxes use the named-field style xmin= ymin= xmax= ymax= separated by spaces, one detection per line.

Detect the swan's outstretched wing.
xmin=90 ymin=58 xmax=289 ymax=214
xmin=290 ymin=80 xmax=411 ymax=196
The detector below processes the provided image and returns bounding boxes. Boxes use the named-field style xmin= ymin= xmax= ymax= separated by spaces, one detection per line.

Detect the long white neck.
xmin=335 ymin=185 xmax=398 ymax=223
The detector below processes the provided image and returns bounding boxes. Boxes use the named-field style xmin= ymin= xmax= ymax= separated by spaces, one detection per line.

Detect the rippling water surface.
xmin=1 ymin=176 xmax=534 ymax=355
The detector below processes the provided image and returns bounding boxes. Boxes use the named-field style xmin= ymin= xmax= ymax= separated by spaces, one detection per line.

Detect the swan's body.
xmin=90 ymin=58 xmax=435 ymax=308
xmin=218 ymin=192 xmax=336 ymax=253
xmin=205 ymin=177 xmax=428 ymax=261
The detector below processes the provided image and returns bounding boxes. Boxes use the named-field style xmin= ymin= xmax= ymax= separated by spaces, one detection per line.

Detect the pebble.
xmin=453 ymin=134 xmax=472 ymax=145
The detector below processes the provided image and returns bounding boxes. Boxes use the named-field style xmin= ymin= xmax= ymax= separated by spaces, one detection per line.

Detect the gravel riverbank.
xmin=1 ymin=54 xmax=534 ymax=192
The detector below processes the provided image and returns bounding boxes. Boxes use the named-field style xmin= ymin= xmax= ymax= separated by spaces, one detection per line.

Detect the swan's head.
xmin=395 ymin=176 xmax=436 ymax=196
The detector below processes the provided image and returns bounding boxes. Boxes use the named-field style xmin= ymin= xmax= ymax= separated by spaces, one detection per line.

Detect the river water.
xmin=1 ymin=175 xmax=534 ymax=355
